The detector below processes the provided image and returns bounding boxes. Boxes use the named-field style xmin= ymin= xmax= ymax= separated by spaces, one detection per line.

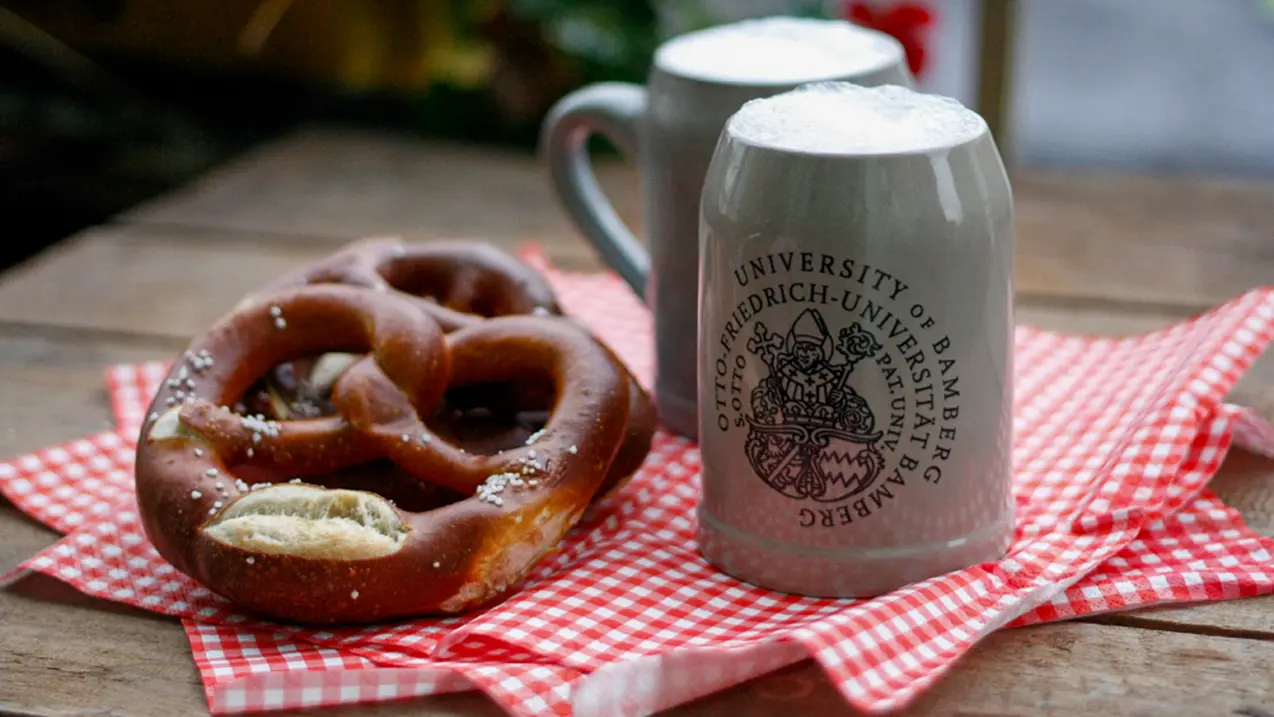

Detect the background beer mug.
xmin=541 ymin=17 xmax=913 ymax=439
xmin=696 ymin=82 xmax=1015 ymax=596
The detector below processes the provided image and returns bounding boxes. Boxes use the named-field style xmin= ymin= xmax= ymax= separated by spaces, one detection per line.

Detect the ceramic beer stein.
xmin=696 ymin=82 xmax=1016 ymax=597
xmin=540 ymin=17 xmax=913 ymax=439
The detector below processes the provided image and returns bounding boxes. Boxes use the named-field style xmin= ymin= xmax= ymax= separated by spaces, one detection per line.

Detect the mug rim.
xmin=650 ymin=18 xmax=907 ymax=89
xmin=721 ymin=91 xmax=993 ymax=159
xmin=722 ymin=119 xmax=992 ymax=159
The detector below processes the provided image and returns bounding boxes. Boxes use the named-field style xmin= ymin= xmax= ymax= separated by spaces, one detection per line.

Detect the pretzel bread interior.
xmin=204 ymin=484 xmax=407 ymax=560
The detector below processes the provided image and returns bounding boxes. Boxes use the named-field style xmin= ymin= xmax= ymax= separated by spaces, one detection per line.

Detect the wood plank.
xmin=1097 ymin=595 xmax=1274 ymax=642
xmin=120 ymin=126 xmax=644 ymax=248
xmin=667 ymin=622 xmax=1274 ymax=716
xmin=0 ymin=326 xmax=175 ymax=458
xmin=118 ymin=127 xmax=1274 ymax=310
xmin=1013 ymin=169 xmax=1274 ymax=254
xmin=1016 ymin=231 xmax=1274 ymax=310
xmin=1210 ymin=447 xmax=1274 ymax=536
xmin=0 ymin=227 xmax=366 ymax=339
xmin=0 ymin=225 xmax=608 ymax=340
xmin=1012 ymin=169 xmax=1274 ymax=308
xmin=0 ymin=555 xmax=209 ymax=717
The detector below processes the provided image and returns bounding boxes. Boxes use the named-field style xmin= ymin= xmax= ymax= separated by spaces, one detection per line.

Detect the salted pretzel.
xmin=243 ymin=237 xmax=653 ymax=500
xmin=134 ymin=282 xmax=646 ymax=623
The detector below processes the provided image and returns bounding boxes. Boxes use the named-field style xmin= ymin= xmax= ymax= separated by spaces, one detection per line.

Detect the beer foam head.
xmin=655 ymin=17 xmax=903 ymax=85
xmin=727 ymin=82 xmax=987 ymax=155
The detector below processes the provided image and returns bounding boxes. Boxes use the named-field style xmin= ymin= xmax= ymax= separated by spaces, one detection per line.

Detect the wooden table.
xmin=3 ymin=127 xmax=1274 ymax=717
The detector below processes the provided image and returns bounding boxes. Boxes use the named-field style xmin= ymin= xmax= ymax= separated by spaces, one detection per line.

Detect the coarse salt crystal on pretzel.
xmin=134 ymin=277 xmax=653 ymax=624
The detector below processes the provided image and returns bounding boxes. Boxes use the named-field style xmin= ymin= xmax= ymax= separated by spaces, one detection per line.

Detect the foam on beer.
xmin=655 ymin=17 xmax=902 ymax=85
xmin=728 ymin=83 xmax=987 ymax=155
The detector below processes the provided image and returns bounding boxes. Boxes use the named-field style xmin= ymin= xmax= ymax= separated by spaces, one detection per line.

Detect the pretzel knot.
xmin=238 ymin=237 xmax=652 ymax=501
xmin=135 ymin=282 xmax=643 ymax=624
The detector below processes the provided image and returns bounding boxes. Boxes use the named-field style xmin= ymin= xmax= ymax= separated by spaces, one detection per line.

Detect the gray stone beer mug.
xmin=540 ymin=17 xmax=912 ymax=439
xmin=696 ymin=82 xmax=1015 ymax=597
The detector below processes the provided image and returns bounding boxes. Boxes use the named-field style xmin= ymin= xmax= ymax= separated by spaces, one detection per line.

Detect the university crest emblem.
xmin=743 ymin=308 xmax=885 ymax=502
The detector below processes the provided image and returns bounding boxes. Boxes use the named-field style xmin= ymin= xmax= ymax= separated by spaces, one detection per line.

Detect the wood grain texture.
xmin=0 ymin=224 xmax=606 ymax=339
xmin=1210 ymin=448 xmax=1274 ymax=536
xmin=0 ymin=227 xmax=340 ymax=338
xmin=0 ymin=328 xmax=175 ymax=457
xmin=121 ymin=126 xmax=643 ymax=249
xmin=1011 ymin=170 xmax=1274 ymax=308
xmin=667 ymin=622 xmax=1274 ymax=717
xmin=1095 ymin=594 xmax=1274 ymax=641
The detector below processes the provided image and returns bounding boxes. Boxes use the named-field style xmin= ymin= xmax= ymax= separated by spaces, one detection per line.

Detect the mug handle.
xmin=541 ymin=82 xmax=650 ymax=301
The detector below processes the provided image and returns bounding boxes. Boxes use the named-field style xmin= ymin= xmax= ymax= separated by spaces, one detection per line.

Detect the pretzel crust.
xmin=134 ymin=281 xmax=648 ymax=623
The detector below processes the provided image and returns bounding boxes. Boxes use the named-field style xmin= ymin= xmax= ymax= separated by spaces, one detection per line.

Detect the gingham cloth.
xmin=3 ymin=252 xmax=1274 ymax=716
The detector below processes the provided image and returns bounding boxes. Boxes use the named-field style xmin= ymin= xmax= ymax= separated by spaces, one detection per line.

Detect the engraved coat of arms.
xmin=744 ymin=308 xmax=885 ymax=502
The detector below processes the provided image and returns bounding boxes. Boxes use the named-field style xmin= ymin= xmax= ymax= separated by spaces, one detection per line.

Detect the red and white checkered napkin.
xmin=4 ymin=252 xmax=1274 ymax=717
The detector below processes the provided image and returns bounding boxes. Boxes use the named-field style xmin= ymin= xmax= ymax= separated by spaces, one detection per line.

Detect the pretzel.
xmin=244 ymin=237 xmax=653 ymax=501
xmin=134 ymin=282 xmax=646 ymax=623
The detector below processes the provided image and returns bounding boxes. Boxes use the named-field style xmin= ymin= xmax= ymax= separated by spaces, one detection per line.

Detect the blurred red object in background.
xmin=843 ymin=1 xmax=936 ymax=78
